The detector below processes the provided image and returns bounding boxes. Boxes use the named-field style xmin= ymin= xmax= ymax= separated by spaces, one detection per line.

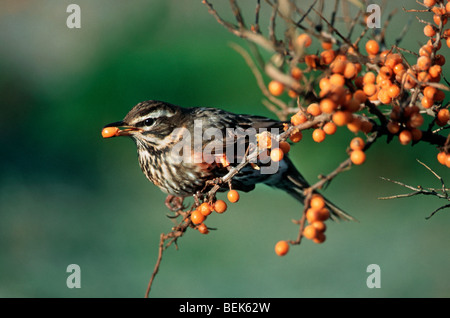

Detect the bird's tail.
xmin=271 ymin=157 xmax=357 ymax=222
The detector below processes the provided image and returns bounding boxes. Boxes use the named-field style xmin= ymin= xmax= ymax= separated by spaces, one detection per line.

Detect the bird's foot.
xmin=164 ymin=195 xmax=185 ymax=213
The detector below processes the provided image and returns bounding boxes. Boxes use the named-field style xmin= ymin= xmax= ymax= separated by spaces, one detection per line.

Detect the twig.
xmin=378 ymin=160 xmax=450 ymax=219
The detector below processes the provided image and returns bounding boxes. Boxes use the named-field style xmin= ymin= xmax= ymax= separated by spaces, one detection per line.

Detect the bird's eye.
xmin=144 ymin=118 xmax=154 ymax=126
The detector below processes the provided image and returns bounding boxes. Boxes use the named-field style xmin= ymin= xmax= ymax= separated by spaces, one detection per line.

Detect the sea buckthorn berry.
xmin=409 ymin=113 xmax=424 ymax=128
xmin=291 ymin=67 xmax=303 ymax=80
xmin=417 ymin=56 xmax=432 ymax=71
xmin=312 ymin=221 xmax=326 ymax=233
xmin=429 ymin=65 xmax=442 ymax=78
xmin=360 ymin=120 xmax=374 ymax=134
xmin=310 ymin=194 xmax=326 ymax=211
xmin=347 ymin=117 xmax=362 ymax=134
xmin=437 ymin=152 xmax=447 ymax=165
xmin=329 ymin=85 xmax=347 ymax=105
xmin=350 ymin=150 xmax=366 ymax=165
xmin=398 ymin=130 xmax=412 ymax=145
xmin=363 ymin=72 xmax=376 ymax=84
xmin=268 ymin=80 xmax=285 ymax=96
xmin=424 ymin=25 xmax=436 ymax=37
xmin=291 ymin=113 xmax=307 ymax=126
xmin=313 ymin=232 xmax=326 ymax=244
xmin=289 ymin=131 xmax=303 ymax=143
xmin=258 ymin=132 xmax=272 ymax=150
xmin=423 ymin=0 xmax=436 ymax=7
xmin=379 ymin=66 xmax=393 ymax=80
xmin=437 ymin=109 xmax=450 ymax=124
xmin=279 ymin=141 xmax=291 ymax=154
xmin=424 ymin=86 xmax=437 ymax=99
xmin=387 ymin=85 xmax=401 ymax=99
xmin=214 ymin=200 xmax=227 ymax=214
xmin=305 ymin=55 xmax=319 ymax=69
xmin=350 ymin=137 xmax=365 ymax=151
xmin=288 ymin=90 xmax=298 ymax=98
xmin=410 ymin=128 xmax=423 ymax=141
xmin=270 ymin=148 xmax=284 ymax=162
xmin=319 ymin=77 xmax=331 ymax=93
xmin=306 ymin=208 xmax=321 ymax=223
xmin=329 ymin=74 xmax=345 ymax=87
xmin=417 ymin=71 xmax=430 ymax=83
xmin=365 ymin=40 xmax=380 ymax=55
xmin=275 ymin=240 xmax=290 ymax=256
xmin=317 ymin=208 xmax=330 ymax=221
xmin=363 ymin=83 xmax=377 ymax=97
xmin=421 ymin=96 xmax=434 ymax=109
xmin=297 ymin=33 xmax=312 ymax=47
xmin=322 ymin=40 xmax=333 ymax=50
xmin=435 ymin=89 xmax=445 ymax=102
xmin=101 ymin=127 xmax=119 ymax=138
xmin=303 ymin=225 xmax=319 ymax=240
xmin=198 ymin=223 xmax=209 ymax=234
xmin=332 ymin=111 xmax=352 ymax=126
xmin=434 ymin=54 xmax=446 ymax=66
xmin=199 ymin=202 xmax=212 ymax=216
xmin=387 ymin=121 xmax=400 ymax=134
xmin=380 ymin=79 xmax=392 ymax=89
xmin=312 ymin=129 xmax=326 ymax=143
xmin=345 ymin=99 xmax=360 ymax=113
xmin=330 ymin=59 xmax=347 ymax=74
xmin=323 ymin=122 xmax=337 ymax=135
xmin=402 ymin=71 xmax=417 ymax=89
xmin=353 ymin=90 xmax=367 ymax=104
xmin=227 ymin=190 xmax=240 ymax=203
xmin=393 ymin=63 xmax=405 ymax=75
xmin=378 ymin=89 xmax=392 ymax=105
xmin=344 ymin=62 xmax=358 ymax=79
xmin=320 ymin=49 xmax=336 ymax=65
xmin=307 ymin=103 xmax=321 ymax=116
xmin=319 ymin=98 xmax=337 ymax=113
xmin=433 ymin=14 xmax=448 ymax=26
xmin=191 ymin=210 xmax=206 ymax=225
xmin=419 ymin=45 xmax=433 ymax=57
xmin=335 ymin=54 xmax=347 ymax=62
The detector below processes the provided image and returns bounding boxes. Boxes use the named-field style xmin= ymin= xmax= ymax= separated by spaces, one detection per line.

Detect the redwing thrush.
xmin=102 ymin=100 xmax=354 ymax=221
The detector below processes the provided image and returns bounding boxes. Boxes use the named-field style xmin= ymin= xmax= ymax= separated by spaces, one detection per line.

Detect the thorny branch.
xmin=145 ymin=0 xmax=450 ymax=297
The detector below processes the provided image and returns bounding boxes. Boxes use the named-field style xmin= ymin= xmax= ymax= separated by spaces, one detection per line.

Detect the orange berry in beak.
xmin=102 ymin=127 xmax=119 ymax=138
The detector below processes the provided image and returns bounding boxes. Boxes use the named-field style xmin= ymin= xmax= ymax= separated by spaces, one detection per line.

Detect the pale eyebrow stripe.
xmin=131 ymin=109 xmax=176 ymax=125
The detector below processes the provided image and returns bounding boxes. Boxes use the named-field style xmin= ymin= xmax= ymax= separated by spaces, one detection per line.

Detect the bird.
xmin=102 ymin=100 xmax=355 ymax=221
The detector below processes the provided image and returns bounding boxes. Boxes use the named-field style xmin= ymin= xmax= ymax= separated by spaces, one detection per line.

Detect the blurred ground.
xmin=1 ymin=0 xmax=449 ymax=297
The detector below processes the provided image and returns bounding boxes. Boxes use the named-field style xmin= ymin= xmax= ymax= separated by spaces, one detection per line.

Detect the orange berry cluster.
xmin=349 ymin=137 xmax=366 ymax=165
xmin=267 ymin=7 xmax=449 ymax=169
xmin=256 ymin=131 xmax=292 ymax=162
xmin=191 ymin=199 xmax=227 ymax=234
xmin=191 ymin=190 xmax=242 ymax=234
xmin=303 ymin=194 xmax=329 ymax=244
xmin=388 ymin=105 xmax=424 ymax=145
xmin=274 ymin=194 xmax=329 ymax=256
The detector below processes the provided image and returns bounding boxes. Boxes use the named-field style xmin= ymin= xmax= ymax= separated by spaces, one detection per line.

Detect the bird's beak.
xmin=101 ymin=121 xmax=142 ymax=138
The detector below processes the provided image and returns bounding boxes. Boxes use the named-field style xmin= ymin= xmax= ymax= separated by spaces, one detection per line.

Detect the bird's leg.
xmin=164 ymin=195 xmax=185 ymax=212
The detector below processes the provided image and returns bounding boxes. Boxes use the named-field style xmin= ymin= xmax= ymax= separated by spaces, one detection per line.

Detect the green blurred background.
xmin=1 ymin=0 xmax=449 ymax=298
